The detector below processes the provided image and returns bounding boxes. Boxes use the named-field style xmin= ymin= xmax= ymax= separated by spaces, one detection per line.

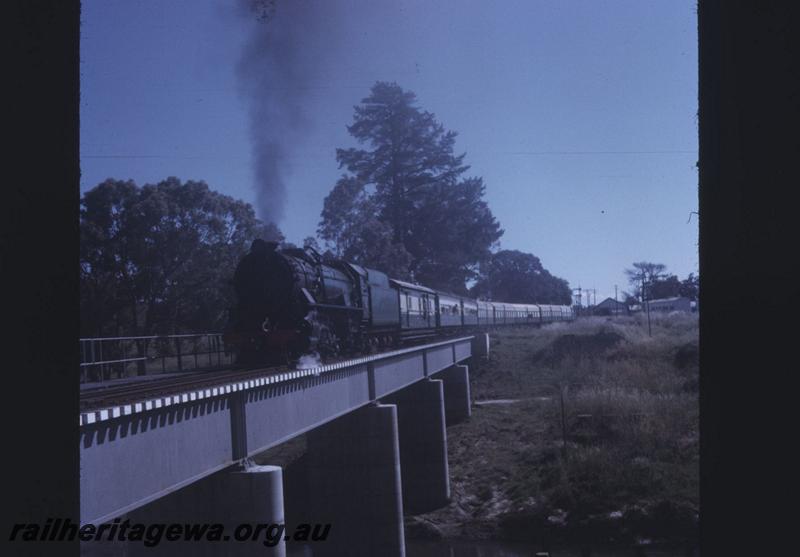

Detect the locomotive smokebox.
xmin=227 ymin=241 xmax=310 ymax=364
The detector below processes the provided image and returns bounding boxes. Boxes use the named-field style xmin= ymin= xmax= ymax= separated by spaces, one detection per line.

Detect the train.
xmin=224 ymin=239 xmax=575 ymax=364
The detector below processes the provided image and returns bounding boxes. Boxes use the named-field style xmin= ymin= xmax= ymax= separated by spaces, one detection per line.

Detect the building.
xmin=595 ymin=297 xmax=629 ymax=316
xmin=646 ymin=296 xmax=694 ymax=313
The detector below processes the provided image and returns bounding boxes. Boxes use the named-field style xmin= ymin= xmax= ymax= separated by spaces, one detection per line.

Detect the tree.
xmin=318 ymin=175 xmax=413 ymax=277
xmin=649 ymin=274 xmax=682 ymax=299
xmin=622 ymin=292 xmax=639 ymax=307
xmin=679 ymin=272 xmax=699 ymax=300
xmin=318 ymin=82 xmax=503 ymax=291
xmin=470 ymin=250 xmax=572 ymax=305
xmin=80 ymin=177 xmax=282 ymax=337
xmin=624 ymin=261 xmax=668 ymax=303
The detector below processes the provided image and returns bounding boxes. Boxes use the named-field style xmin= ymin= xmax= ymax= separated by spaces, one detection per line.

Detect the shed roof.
xmin=597 ymin=297 xmax=627 ymax=307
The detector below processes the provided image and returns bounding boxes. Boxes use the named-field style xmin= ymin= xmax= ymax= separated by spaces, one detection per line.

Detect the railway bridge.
xmin=80 ymin=334 xmax=490 ymax=556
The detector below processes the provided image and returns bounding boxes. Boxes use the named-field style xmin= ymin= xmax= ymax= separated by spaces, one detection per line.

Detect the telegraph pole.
xmin=642 ymin=276 xmax=652 ymax=337
xmin=572 ymin=286 xmax=582 ymax=310
xmin=584 ymin=288 xmax=597 ymax=314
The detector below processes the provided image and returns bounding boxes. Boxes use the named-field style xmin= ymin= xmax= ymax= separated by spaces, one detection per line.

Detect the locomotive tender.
xmin=225 ymin=240 xmax=574 ymax=364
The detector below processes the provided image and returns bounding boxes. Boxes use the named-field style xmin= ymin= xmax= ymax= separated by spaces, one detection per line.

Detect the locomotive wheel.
xmin=317 ymin=327 xmax=339 ymax=358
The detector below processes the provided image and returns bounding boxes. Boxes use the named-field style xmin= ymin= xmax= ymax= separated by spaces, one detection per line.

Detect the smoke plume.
xmin=235 ymin=0 xmax=346 ymax=225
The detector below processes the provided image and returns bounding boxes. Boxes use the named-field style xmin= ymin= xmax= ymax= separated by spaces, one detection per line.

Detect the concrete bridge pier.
xmin=437 ymin=364 xmax=472 ymax=425
xmin=384 ymin=378 xmax=450 ymax=514
xmin=305 ymin=403 xmax=405 ymax=557
xmin=126 ymin=464 xmax=286 ymax=557
xmin=471 ymin=332 xmax=490 ymax=360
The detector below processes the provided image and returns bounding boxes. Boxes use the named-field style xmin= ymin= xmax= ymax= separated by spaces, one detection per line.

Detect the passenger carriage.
xmin=461 ymin=298 xmax=479 ymax=326
xmin=477 ymin=300 xmax=493 ymax=326
xmin=391 ymin=279 xmax=436 ymax=331
xmin=437 ymin=292 xmax=464 ymax=328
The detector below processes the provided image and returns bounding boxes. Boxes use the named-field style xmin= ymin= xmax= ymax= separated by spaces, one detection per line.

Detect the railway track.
xmin=79 ymin=333 xmax=473 ymax=413
xmin=79 ymin=364 xmax=293 ymax=412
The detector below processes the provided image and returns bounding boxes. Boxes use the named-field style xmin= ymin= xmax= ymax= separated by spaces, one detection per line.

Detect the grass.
xmin=252 ymin=314 xmax=700 ymax=548
xmin=421 ymin=313 xmax=699 ymax=547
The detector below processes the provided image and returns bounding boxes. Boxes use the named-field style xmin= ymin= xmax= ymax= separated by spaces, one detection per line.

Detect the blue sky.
xmin=81 ymin=0 xmax=698 ymax=304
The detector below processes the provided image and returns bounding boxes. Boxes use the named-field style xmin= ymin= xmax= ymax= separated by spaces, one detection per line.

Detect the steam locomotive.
xmin=224 ymin=240 xmax=574 ymax=364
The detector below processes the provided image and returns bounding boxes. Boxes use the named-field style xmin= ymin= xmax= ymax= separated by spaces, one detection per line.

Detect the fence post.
xmin=559 ymin=383 xmax=568 ymax=458
xmin=99 ymin=341 xmax=105 ymax=382
xmin=80 ymin=341 xmax=85 ymax=383
xmin=137 ymin=338 xmax=147 ymax=376
xmin=176 ymin=337 xmax=183 ymax=372
xmin=121 ymin=339 xmax=126 ymax=379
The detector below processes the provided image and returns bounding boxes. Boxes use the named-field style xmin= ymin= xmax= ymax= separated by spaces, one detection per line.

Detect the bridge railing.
xmin=79 ymin=333 xmax=233 ymax=383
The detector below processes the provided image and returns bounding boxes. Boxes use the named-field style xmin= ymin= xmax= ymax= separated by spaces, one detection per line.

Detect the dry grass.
xmin=422 ymin=313 xmax=699 ymax=546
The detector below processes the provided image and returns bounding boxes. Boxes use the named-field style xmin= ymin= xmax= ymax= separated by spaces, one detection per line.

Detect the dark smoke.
xmin=235 ymin=0 xmax=347 ymax=225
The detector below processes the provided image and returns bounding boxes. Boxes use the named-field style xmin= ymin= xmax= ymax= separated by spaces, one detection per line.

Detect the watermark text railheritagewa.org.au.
xmin=9 ymin=518 xmax=331 ymax=547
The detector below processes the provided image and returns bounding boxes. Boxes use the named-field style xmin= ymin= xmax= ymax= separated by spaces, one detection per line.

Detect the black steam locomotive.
xmin=224 ymin=240 xmax=574 ymax=365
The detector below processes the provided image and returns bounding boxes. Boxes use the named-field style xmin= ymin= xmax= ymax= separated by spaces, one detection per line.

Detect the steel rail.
xmin=79 ymin=365 xmax=284 ymax=412
xmin=80 ymin=336 xmax=475 ymax=425
xmin=79 ymin=337 xmax=452 ymax=411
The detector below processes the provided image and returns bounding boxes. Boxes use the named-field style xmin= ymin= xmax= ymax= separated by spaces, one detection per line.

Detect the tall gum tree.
xmin=318 ymin=82 xmax=503 ymax=292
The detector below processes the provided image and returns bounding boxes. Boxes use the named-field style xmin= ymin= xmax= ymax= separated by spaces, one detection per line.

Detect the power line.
xmin=82 ymin=155 xmax=208 ymax=159
xmin=507 ymin=150 xmax=695 ymax=156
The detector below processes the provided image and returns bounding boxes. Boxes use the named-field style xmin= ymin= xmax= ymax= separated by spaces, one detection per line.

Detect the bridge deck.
xmin=80 ymin=336 xmax=474 ymax=523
